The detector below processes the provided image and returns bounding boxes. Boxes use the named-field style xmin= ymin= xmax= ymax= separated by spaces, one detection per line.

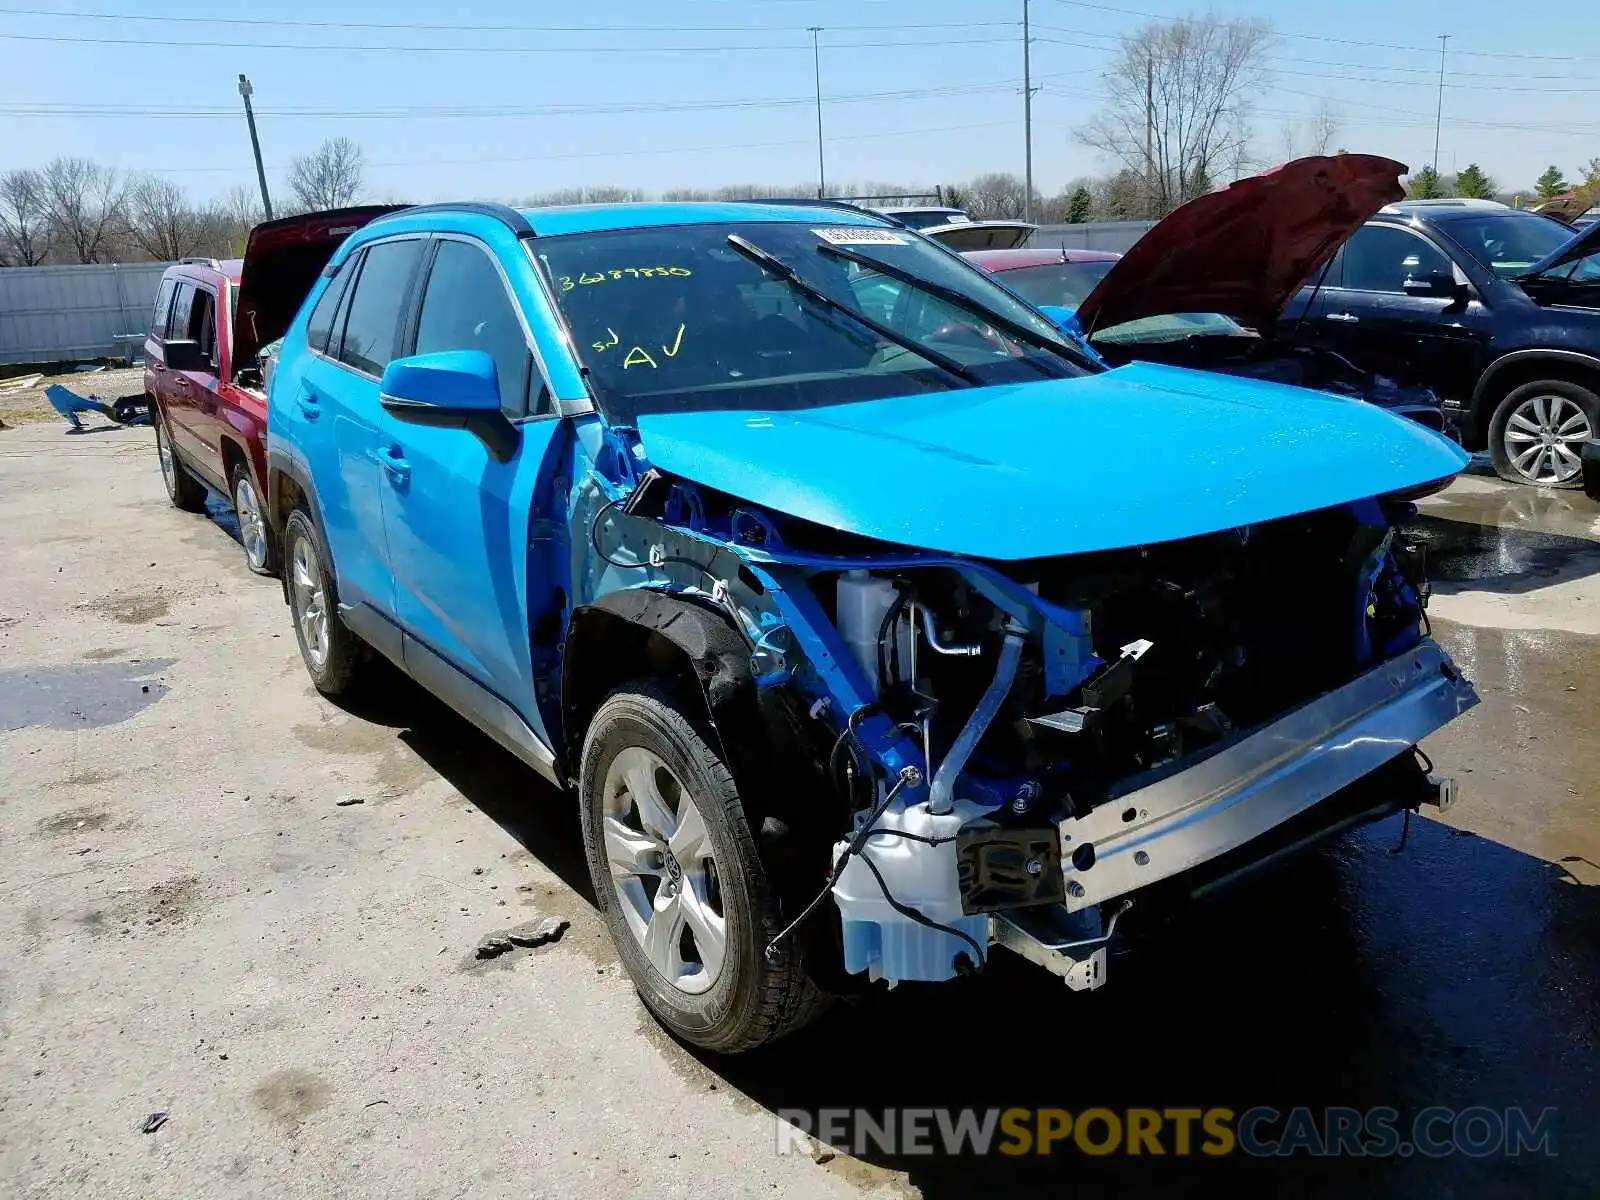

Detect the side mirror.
xmin=1402 ymin=272 xmax=1464 ymax=299
xmin=163 ymin=339 xmax=209 ymax=371
xmin=379 ymin=350 xmax=518 ymax=462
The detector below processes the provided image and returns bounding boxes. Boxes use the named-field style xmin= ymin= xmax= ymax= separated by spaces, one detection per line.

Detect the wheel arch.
xmin=1472 ymin=349 xmax=1600 ymax=425
xmin=266 ymin=448 xmax=338 ymax=604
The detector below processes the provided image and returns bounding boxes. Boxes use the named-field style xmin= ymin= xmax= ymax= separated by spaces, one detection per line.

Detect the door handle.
xmin=370 ymin=445 xmax=411 ymax=485
xmin=296 ymin=391 xmax=321 ymax=421
xmin=1324 ymin=312 xmax=1360 ymax=324
xmin=170 ymin=375 xmax=192 ymax=389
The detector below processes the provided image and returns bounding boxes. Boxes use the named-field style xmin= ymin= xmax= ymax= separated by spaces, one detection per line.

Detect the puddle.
xmin=0 ymin=658 xmax=174 ymax=730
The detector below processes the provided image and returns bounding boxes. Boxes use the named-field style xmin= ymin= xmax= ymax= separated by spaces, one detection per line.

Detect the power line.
xmin=137 ymin=118 xmax=1020 ymax=176
xmin=0 ymin=30 xmax=1023 ymax=54
xmin=0 ymin=6 xmax=1019 ymax=34
xmin=0 ymin=73 xmax=1096 ymax=121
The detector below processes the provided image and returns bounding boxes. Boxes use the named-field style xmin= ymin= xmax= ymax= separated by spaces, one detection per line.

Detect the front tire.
xmin=1487 ymin=378 xmax=1598 ymax=488
xmin=154 ymin=407 xmax=206 ymax=512
xmin=230 ymin=464 xmax=276 ymax=577
xmin=283 ymin=509 xmax=366 ymax=696
xmin=579 ymin=680 xmax=827 ymax=1053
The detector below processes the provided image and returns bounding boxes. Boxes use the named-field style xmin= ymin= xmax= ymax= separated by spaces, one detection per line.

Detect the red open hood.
xmin=232 ymin=204 xmax=407 ymax=370
xmin=1074 ymin=155 xmax=1407 ymax=336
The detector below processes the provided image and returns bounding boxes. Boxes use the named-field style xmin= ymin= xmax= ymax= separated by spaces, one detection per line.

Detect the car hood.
xmin=1518 ymin=216 xmax=1600 ymax=279
xmin=922 ymin=221 xmax=1036 ymax=250
xmin=633 ymin=362 xmax=1467 ymax=560
xmin=232 ymin=205 xmax=407 ymax=369
xmin=1074 ymin=155 xmax=1407 ymax=337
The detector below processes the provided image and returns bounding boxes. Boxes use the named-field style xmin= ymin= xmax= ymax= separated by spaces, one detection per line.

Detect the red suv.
xmin=146 ymin=206 xmax=402 ymax=574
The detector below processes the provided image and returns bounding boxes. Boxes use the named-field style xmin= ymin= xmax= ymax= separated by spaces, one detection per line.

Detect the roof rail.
xmin=747 ymin=197 xmax=901 ymax=224
xmin=387 ymin=201 xmax=536 ymax=237
xmin=178 ymin=256 xmax=222 ymax=268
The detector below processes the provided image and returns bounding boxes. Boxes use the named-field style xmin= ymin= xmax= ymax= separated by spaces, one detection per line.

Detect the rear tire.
xmin=155 ymin=407 xmax=206 ymax=512
xmin=230 ymin=463 xmax=277 ymax=577
xmin=283 ymin=509 xmax=366 ymax=696
xmin=1487 ymin=378 xmax=1599 ymax=488
xmin=579 ymin=679 xmax=828 ymax=1053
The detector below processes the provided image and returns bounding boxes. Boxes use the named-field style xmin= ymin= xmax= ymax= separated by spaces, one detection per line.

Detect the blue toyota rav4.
xmin=266 ymin=194 xmax=1479 ymax=1052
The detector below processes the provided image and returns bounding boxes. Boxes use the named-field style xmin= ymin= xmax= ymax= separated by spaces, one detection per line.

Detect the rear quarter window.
xmin=306 ymin=267 xmax=354 ymax=354
xmin=150 ymin=279 xmax=175 ymax=337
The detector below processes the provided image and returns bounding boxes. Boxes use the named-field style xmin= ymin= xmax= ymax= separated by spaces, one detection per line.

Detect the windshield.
xmin=535 ymin=220 xmax=1088 ymax=423
xmin=993 ymin=260 xmax=1116 ymax=307
xmin=1447 ymin=212 xmax=1582 ymax=278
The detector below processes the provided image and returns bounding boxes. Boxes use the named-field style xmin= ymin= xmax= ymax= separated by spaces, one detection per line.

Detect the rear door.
xmin=1314 ymin=224 xmax=1494 ymax=403
xmin=177 ymin=282 xmax=226 ymax=488
xmin=298 ymin=236 xmax=427 ymax=617
xmin=159 ymin=282 xmax=208 ymax=466
xmin=377 ymin=234 xmax=567 ymax=752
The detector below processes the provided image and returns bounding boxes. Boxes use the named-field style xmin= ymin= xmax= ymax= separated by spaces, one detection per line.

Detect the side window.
xmin=413 ymin=239 xmax=535 ymax=414
xmin=150 ymin=279 xmax=175 ymax=337
xmin=188 ymin=288 xmax=218 ymax=368
xmin=306 ymin=265 xmax=353 ymax=354
xmin=166 ymin=282 xmax=196 ymax=340
xmin=1340 ymin=226 xmax=1453 ymax=293
xmin=336 ymin=239 xmax=424 ymax=377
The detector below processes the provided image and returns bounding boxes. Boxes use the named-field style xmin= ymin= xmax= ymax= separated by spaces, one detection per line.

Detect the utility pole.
xmin=1432 ymin=34 xmax=1449 ymax=173
xmin=238 ymin=74 xmax=273 ymax=220
xmin=1022 ymin=0 xmax=1034 ymax=224
xmin=808 ymin=27 xmax=826 ymax=199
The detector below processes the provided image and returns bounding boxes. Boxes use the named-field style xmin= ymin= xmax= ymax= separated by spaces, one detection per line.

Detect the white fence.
xmin=0 ymin=262 xmax=171 ymax=366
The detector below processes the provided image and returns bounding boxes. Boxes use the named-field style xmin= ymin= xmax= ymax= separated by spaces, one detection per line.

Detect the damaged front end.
xmin=582 ymin=463 xmax=1479 ymax=994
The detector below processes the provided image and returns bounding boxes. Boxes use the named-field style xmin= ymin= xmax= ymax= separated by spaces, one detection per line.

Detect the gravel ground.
xmin=0 ymin=367 xmax=147 ymax=428
xmin=1 ymin=421 xmax=1596 ymax=1199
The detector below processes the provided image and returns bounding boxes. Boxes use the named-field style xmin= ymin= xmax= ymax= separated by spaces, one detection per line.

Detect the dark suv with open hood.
xmin=1050 ymin=160 xmax=1600 ymax=488
xmin=147 ymin=206 xmax=402 ymax=572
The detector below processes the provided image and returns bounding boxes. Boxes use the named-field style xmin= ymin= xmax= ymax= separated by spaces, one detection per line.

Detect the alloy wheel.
xmin=290 ymin=536 xmax=330 ymax=670
xmin=1502 ymin=393 xmax=1593 ymax=485
xmin=234 ymin=476 xmax=269 ymax=570
xmin=600 ymin=745 xmax=727 ymax=996
xmin=156 ymin=422 xmax=176 ymax=495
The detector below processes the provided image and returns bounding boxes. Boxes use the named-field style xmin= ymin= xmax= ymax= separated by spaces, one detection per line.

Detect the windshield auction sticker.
xmin=812 ymin=227 xmax=908 ymax=245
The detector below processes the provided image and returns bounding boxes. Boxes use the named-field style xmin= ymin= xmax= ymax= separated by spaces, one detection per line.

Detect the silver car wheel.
xmin=233 ymin=475 xmax=269 ymax=570
xmin=601 ymin=745 xmax=727 ymax=996
xmin=1503 ymin=393 xmax=1593 ymax=485
xmin=156 ymin=421 xmax=176 ymax=494
xmin=290 ymin=536 xmax=330 ymax=670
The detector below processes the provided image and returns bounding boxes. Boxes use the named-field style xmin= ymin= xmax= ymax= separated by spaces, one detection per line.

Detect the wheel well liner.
xmin=562 ymin=590 xmax=753 ymax=772
xmin=266 ymin=450 xmax=337 ymax=604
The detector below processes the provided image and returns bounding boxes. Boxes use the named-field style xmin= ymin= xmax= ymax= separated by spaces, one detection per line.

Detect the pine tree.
xmin=1455 ymin=164 xmax=1496 ymax=199
xmin=1066 ymin=186 xmax=1092 ymax=223
xmin=1535 ymin=165 xmax=1568 ymax=201
xmin=1407 ymin=165 xmax=1444 ymax=200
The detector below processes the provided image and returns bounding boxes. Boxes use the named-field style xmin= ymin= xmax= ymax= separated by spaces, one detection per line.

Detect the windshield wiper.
xmin=725 ymin=234 xmax=983 ymax=386
xmin=814 ymin=241 xmax=1092 ymax=372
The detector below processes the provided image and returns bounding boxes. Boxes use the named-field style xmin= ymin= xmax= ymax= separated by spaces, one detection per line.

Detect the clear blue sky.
xmin=2 ymin=0 xmax=1596 ymax=205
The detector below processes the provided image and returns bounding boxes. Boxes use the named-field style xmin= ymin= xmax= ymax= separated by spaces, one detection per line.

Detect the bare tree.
xmin=125 ymin=175 xmax=210 ymax=261
xmin=1079 ymin=14 xmax=1272 ymax=216
xmin=41 ymin=157 xmax=128 ymax=262
xmin=1279 ymin=101 xmax=1341 ymax=162
xmin=287 ymin=137 xmax=365 ymax=211
xmin=0 ymin=168 xmax=52 ymax=265
xmin=960 ymin=172 xmax=1030 ymax=220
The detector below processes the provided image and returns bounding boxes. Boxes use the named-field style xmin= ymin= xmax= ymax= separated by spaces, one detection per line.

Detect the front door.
xmin=1315 ymin=224 xmax=1494 ymax=405
xmin=378 ymin=235 xmax=569 ymax=750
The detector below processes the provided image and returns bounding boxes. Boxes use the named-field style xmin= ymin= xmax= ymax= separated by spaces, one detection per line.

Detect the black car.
xmin=1302 ymin=198 xmax=1600 ymax=488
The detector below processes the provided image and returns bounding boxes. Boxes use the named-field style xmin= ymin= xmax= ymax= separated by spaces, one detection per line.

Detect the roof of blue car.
xmin=515 ymin=201 xmax=888 ymax=236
